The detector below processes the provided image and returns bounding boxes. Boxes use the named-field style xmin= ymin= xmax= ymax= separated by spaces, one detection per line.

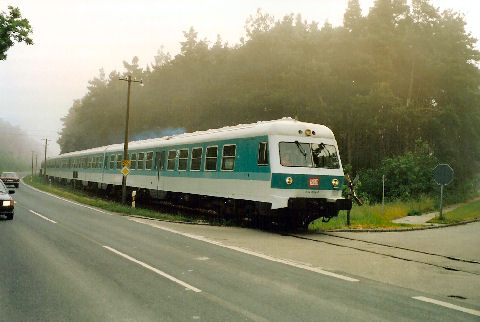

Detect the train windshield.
xmin=279 ymin=142 xmax=340 ymax=169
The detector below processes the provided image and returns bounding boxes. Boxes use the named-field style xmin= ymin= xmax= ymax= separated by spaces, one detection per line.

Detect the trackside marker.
xmin=129 ymin=218 xmax=359 ymax=282
xmin=102 ymin=246 xmax=202 ymax=293
xmin=413 ymin=296 xmax=480 ymax=317
xmin=29 ymin=210 xmax=57 ymax=224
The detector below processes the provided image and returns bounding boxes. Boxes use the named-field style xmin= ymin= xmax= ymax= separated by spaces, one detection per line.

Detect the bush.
xmin=356 ymin=140 xmax=439 ymax=203
xmin=407 ymin=209 xmax=422 ymax=216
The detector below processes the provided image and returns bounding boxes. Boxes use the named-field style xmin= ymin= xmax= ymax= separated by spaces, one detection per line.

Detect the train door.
xmin=154 ymin=150 xmax=166 ymax=198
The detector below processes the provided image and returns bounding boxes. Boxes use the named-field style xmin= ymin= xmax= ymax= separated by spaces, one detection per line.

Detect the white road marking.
xmin=413 ymin=296 xmax=480 ymax=317
xmin=102 ymin=245 xmax=202 ymax=293
xmin=29 ymin=210 xmax=57 ymax=224
xmin=23 ymin=180 xmax=111 ymax=215
xmin=129 ymin=218 xmax=359 ymax=282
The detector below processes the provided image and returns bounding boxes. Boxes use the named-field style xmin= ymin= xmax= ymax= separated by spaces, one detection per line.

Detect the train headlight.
xmin=2 ymin=200 xmax=13 ymax=207
xmin=286 ymin=177 xmax=293 ymax=185
xmin=332 ymin=179 xmax=339 ymax=188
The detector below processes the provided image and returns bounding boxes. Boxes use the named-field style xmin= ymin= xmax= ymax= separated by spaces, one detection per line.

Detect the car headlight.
xmin=332 ymin=179 xmax=339 ymax=188
xmin=2 ymin=200 xmax=13 ymax=207
xmin=286 ymin=177 xmax=293 ymax=185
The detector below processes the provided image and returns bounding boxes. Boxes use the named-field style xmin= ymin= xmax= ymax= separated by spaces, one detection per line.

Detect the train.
xmin=44 ymin=118 xmax=352 ymax=227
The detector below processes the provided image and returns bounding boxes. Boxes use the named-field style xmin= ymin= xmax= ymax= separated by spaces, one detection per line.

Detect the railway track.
xmin=288 ymin=232 xmax=480 ymax=276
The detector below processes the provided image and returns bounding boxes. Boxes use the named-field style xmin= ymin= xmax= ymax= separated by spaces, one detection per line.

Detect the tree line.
xmin=58 ymin=0 xmax=480 ymax=201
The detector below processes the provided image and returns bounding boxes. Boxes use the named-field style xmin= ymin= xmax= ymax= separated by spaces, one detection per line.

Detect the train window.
xmin=146 ymin=152 xmax=154 ymax=170
xmin=279 ymin=142 xmax=340 ymax=169
xmin=190 ymin=147 xmax=202 ymax=171
xmin=221 ymin=145 xmax=236 ymax=171
xmin=110 ymin=155 xmax=115 ymax=169
xmin=258 ymin=142 xmax=269 ymax=166
xmin=167 ymin=150 xmax=176 ymax=170
xmin=178 ymin=149 xmax=188 ymax=171
xmin=131 ymin=153 xmax=137 ymax=170
xmin=97 ymin=156 xmax=102 ymax=169
xmin=205 ymin=146 xmax=218 ymax=171
xmin=116 ymin=154 xmax=122 ymax=169
xmin=155 ymin=151 xmax=166 ymax=170
xmin=138 ymin=152 xmax=145 ymax=170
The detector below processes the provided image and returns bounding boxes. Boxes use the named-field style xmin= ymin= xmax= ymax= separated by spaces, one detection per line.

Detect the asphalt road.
xmin=0 ymin=183 xmax=479 ymax=321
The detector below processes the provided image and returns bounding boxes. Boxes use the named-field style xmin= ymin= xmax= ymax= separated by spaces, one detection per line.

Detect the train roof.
xmin=55 ymin=118 xmax=335 ymax=158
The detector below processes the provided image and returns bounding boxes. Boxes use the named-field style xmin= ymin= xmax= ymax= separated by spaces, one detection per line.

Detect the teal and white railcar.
xmin=46 ymin=118 xmax=352 ymax=225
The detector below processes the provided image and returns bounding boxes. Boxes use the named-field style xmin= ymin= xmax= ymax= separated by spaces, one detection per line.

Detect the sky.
xmin=1 ymin=0 xmax=479 ymax=156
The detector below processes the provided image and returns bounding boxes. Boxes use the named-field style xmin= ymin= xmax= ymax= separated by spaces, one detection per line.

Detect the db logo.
xmin=308 ymin=177 xmax=320 ymax=187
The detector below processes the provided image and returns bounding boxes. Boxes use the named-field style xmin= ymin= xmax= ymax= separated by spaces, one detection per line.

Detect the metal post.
xmin=439 ymin=184 xmax=444 ymax=220
xmin=346 ymin=188 xmax=351 ymax=226
xmin=382 ymin=175 xmax=385 ymax=215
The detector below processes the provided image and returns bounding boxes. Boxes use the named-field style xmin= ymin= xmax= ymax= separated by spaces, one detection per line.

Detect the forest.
xmin=57 ymin=0 xmax=480 ymax=202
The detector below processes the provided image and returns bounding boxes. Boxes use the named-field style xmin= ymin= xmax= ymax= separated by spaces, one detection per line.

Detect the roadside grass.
xmin=428 ymin=198 xmax=480 ymax=224
xmin=27 ymin=175 xmax=463 ymax=230
xmin=309 ymin=198 xmax=435 ymax=231
xmin=24 ymin=175 xmax=198 ymax=223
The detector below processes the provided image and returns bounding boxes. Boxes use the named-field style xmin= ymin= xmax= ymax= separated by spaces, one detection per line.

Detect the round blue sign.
xmin=433 ymin=164 xmax=454 ymax=185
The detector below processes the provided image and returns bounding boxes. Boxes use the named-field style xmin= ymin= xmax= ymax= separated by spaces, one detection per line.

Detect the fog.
xmin=0 ymin=0 xmax=478 ymax=156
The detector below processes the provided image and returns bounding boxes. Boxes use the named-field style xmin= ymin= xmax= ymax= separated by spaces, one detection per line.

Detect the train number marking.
xmin=308 ymin=177 xmax=320 ymax=187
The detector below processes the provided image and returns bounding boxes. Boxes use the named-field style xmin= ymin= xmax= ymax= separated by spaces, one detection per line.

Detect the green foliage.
xmin=0 ymin=5 xmax=33 ymax=60
xmin=407 ymin=209 xmax=422 ymax=216
xmin=358 ymin=140 xmax=439 ymax=202
xmin=58 ymin=2 xmax=480 ymax=202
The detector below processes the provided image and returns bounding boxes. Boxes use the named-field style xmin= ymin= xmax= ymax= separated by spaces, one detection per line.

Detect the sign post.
xmin=432 ymin=164 xmax=454 ymax=220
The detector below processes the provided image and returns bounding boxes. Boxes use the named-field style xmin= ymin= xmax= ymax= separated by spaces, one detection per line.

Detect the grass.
xmin=25 ymin=175 xmax=198 ymax=223
xmin=309 ymin=198 xmax=435 ymax=231
xmin=27 ymin=175 xmax=476 ymax=231
xmin=428 ymin=198 xmax=480 ymax=224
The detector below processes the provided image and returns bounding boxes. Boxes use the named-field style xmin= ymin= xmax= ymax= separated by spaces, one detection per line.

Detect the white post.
xmin=132 ymin=190 xmax=136 ymax=208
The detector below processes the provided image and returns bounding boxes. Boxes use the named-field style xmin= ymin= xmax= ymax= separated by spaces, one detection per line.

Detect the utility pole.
xmin=119 ymin=75 xmax=143 ymax=205
xmin=31 ymin=151 xmax=35 ymax=181
xmin=42 ymin=139 xmax=49 ymax=178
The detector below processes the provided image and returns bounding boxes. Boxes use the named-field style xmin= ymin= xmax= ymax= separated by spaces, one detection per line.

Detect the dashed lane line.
xmin=103 ymin=245 xmax=202 ymax=293
xmin=28 ymin=210 xmax=57 ymax=224
xmin=413 ymin=296 xmax=480 ymax=317
xmin=129 ymin=218 xmax=359 ymax=282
